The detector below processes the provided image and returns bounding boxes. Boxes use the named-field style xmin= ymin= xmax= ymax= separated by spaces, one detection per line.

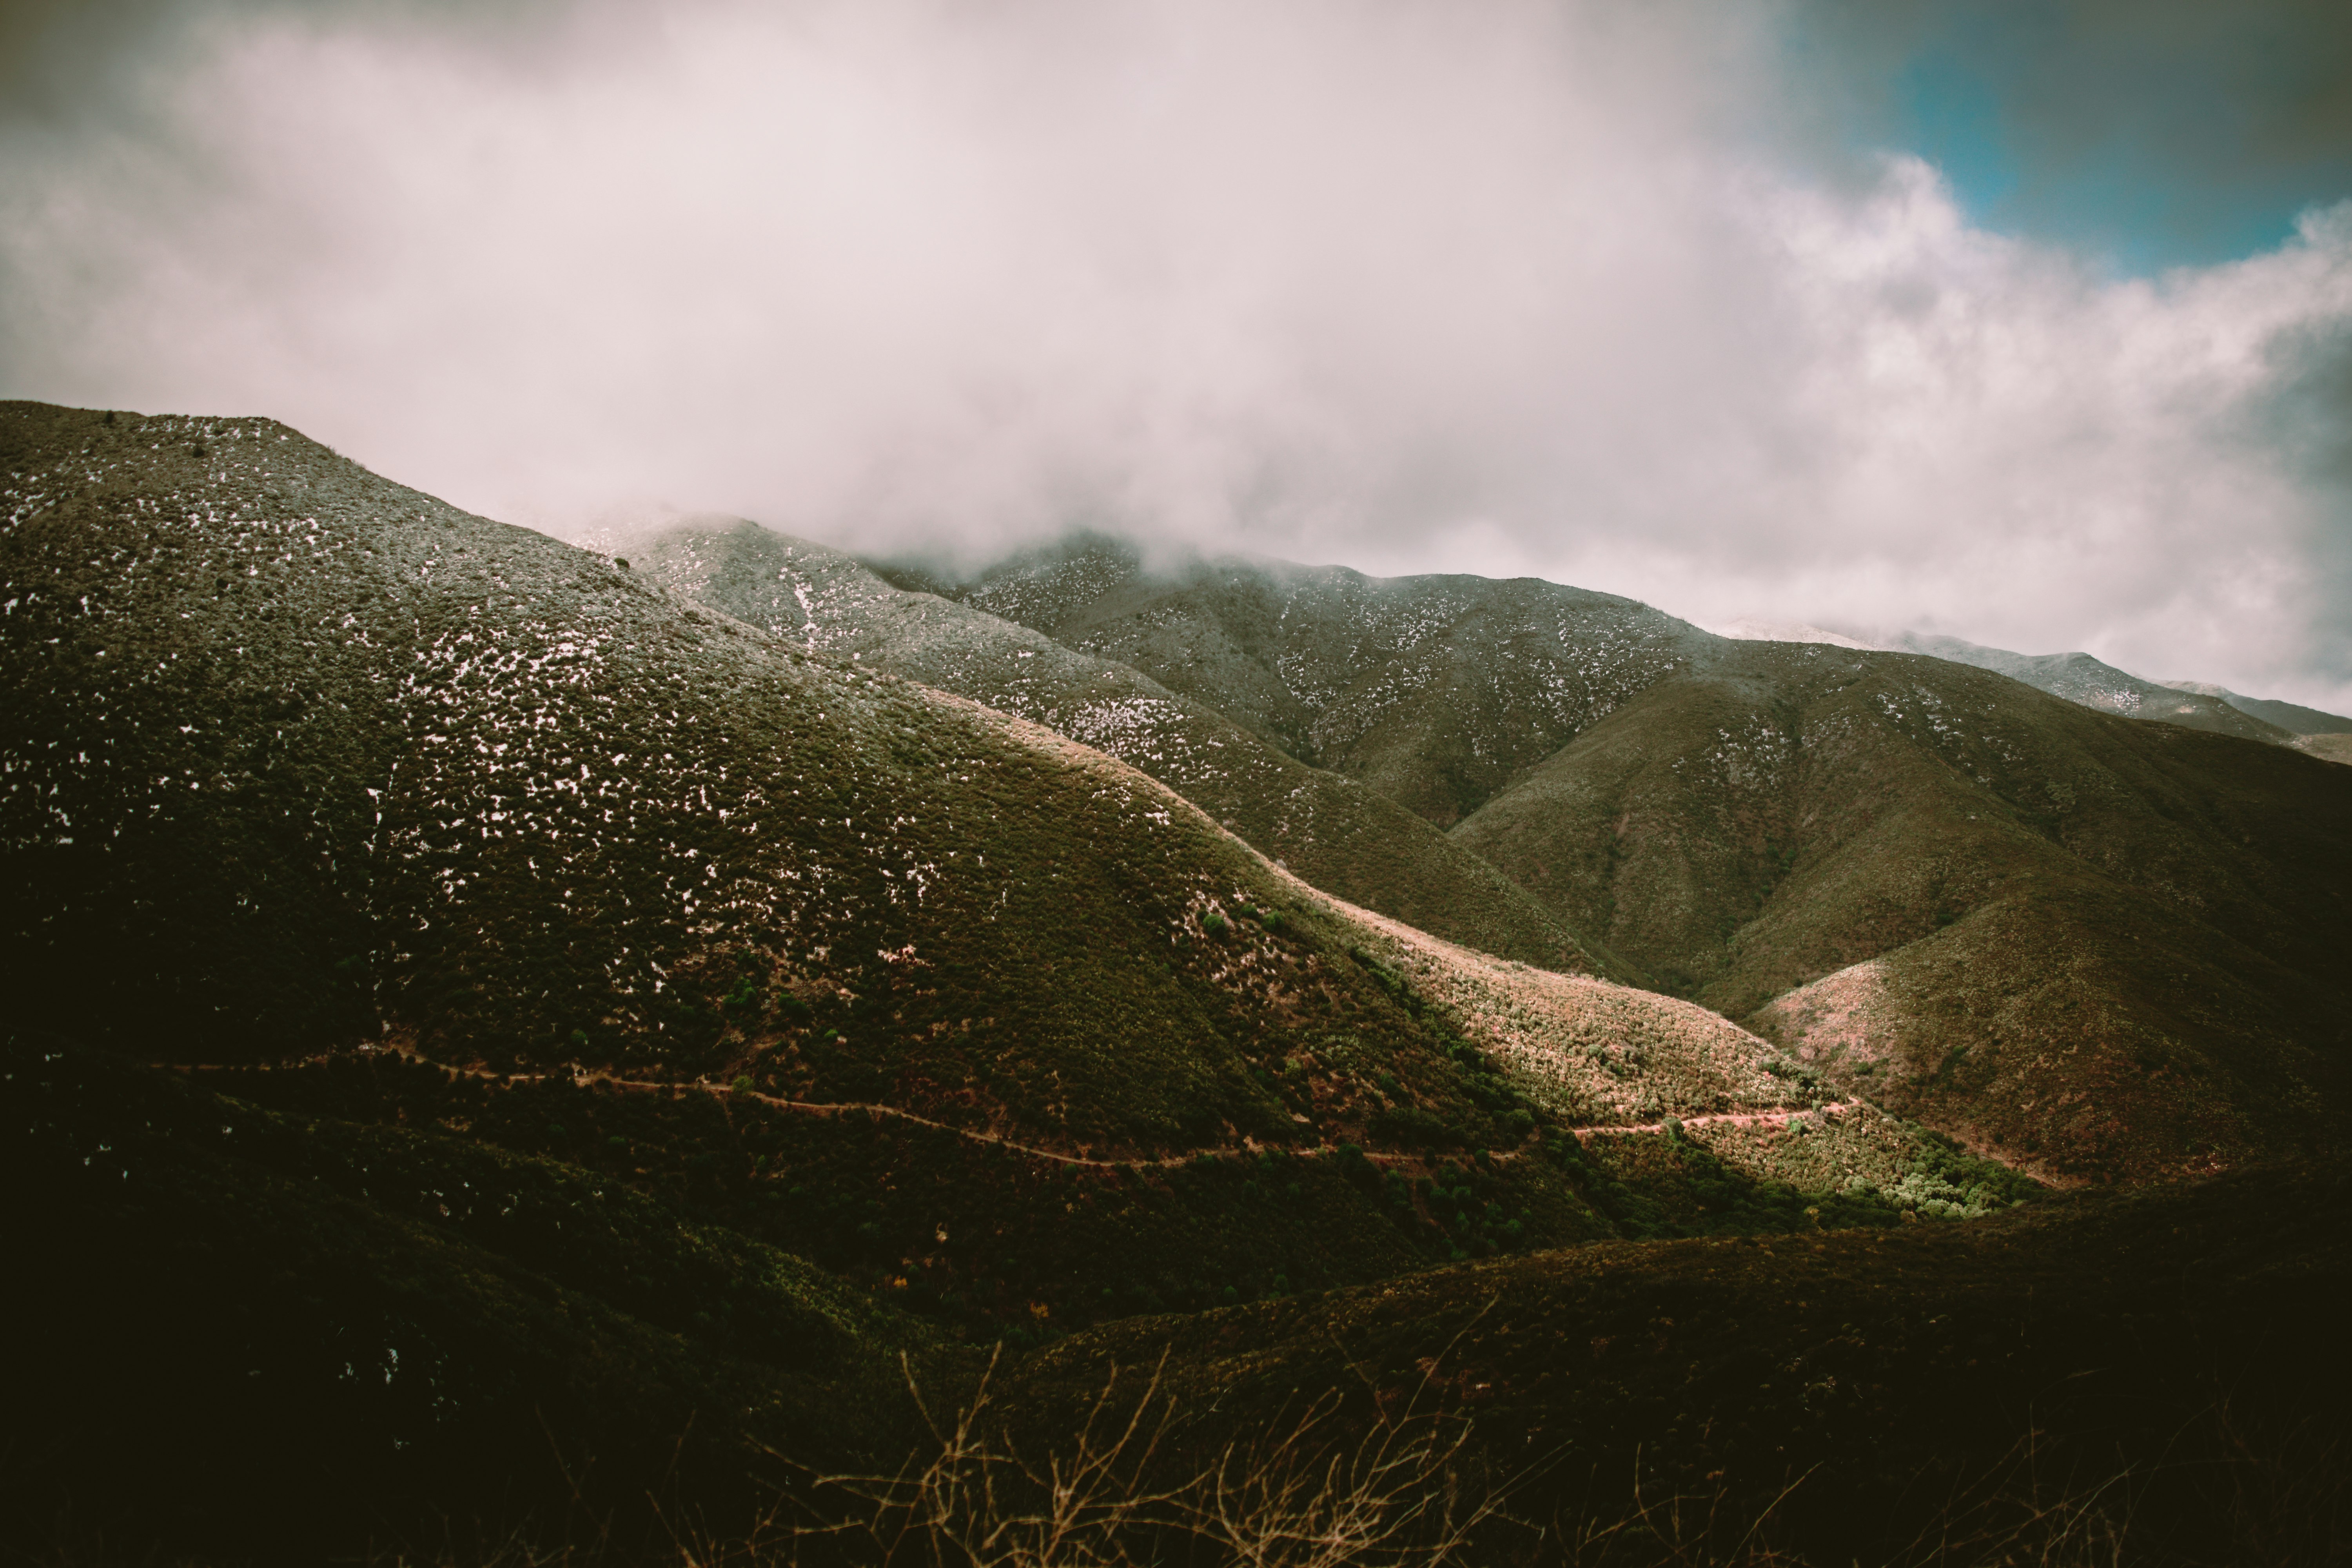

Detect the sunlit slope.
xmin=1452 ymin=641 xmax=2352 ymax=1180
xmin=637 ymin=518 xmax=1621 ymax=976
xmin=880 ymin=535 xmax=1717 ymax=826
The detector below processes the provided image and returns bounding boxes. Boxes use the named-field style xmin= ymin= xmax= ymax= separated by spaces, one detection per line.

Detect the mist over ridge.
xmin=4 ymin=0 xmax=2350 ymax=710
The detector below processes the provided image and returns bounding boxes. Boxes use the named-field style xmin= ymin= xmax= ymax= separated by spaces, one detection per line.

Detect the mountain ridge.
xmin=638 ymin=517 xmax=1630 ymax=978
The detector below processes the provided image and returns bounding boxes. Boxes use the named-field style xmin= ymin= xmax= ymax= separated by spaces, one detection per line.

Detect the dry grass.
xmin=771 ymin=1348 xmax=1497 ymax=1568
xmin=19 ymin=1383 xmax=2341 ymax=1568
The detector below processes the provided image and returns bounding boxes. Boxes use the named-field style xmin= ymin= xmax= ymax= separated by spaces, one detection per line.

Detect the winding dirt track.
xmin=1571 ymin=1103 xmax=1855 ymax=1138
xmin=172 ymin=1045 xmax=1849 ymax=1172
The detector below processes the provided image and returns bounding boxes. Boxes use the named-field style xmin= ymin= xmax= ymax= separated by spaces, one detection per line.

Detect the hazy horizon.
xmin=6 ymin=0 xmax=2350 ymax=709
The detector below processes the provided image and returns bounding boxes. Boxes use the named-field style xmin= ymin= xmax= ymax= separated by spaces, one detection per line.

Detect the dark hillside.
xmin=1452 ymin=641 xmax=2352 ymax=1180
xmin=15 ymin=1038 xmax=2341 ymax=1567
xmin=874 ymin=534 xmax=1719 ymax=826
xmin=4 ymin=1038 xmax=956 ymax=1561
xmin=639 ymin=518 xmax=1624 ymax=977
xmin=1007 ymin=1157 xmax=2352 ymax=1567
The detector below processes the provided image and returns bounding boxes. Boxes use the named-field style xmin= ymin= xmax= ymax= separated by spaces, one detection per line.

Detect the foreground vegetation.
xmin=8 ymin=1038 xmax=2344 ymax=1566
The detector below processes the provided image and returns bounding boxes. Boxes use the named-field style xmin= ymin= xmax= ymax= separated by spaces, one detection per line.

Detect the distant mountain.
xmin=1889 ymin=632 xmax=2292 ymax=744
xmin=2158 ymin=679 xmax=2352 ymax=736
xmin=635 ymin=518 xmax=1624 ymax=977
xmin=1708 ymin=616 xmax=1875 ymax=650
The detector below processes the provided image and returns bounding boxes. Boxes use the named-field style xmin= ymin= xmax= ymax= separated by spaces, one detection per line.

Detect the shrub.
xmin=1369 ymin=1105 xmax=1455 ymax=1149
xmin=1201 ymin=912 xmax=1229 ymax=937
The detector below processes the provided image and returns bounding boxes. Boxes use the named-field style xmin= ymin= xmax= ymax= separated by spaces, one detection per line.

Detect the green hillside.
xmin=877 ymin=534 xmax=1717 ymax=826
xmin=884 ymin=536 xmax=2352 ymax=1185
xmin=8 ymin=406 xmax=2346 ymax=1566
xmin=638 ymin=517 xmax=1623 ymax=976
xmin=0 ymin=402 xmax=1963 ymax=1337
xmin=2161 ymin=677 xmax=2352 ymax=736
xmin=1451 ymin=641 xmax=2352 ymax=1181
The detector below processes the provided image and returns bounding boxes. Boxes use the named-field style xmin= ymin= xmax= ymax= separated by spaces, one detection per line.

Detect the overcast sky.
xmin=5 ymin=0 xmax=2350 ymax=708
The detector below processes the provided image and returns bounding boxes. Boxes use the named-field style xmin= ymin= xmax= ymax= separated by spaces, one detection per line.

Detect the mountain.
xmin=1 ymin=400 xmax=1987 ymax=1341
xmin=1451 ymin=639 xmax=2352 ymax=1181
xmin=632 ymin=517 xmax=1623 ymax=977
xmin=893 ymin=535 xmax=2350 ymax=1183
xmin=2160 ymin=678 xmax=2352 ymax=737
xmin=1889 ymin=631 xmax=2293 ymax=744
xmin=9 ymin=405 xmax=2345 ymax=1564
xmin=871 ymin=533 xmax=1720 ymax=827
xmin=1708 ymin=615 xmax=1876 ymax=650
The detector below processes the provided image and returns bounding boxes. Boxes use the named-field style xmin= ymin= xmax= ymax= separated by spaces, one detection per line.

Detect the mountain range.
xmin=6 ymin=402 xmax=2348 ymax=1564
xmin=869 ymin=533 xmax=2352 ymax=1183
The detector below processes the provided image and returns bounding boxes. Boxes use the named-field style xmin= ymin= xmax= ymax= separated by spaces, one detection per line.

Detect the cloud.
xmin=3 ymin=0 xmax=2349 ymax=709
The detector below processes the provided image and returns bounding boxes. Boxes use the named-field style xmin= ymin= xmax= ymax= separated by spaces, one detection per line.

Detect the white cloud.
xmin=4 ymin=0 xmax=2348 ymax=708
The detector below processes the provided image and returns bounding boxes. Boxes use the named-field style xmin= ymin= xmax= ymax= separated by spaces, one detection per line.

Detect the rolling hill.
xmin=1450 ymin=640 xmax=2352 ymax=1181
xmin=890 ymin=535 xmax=2349 ymax=1183
xmin=1 ymin=400 xmax=1982 ymax=1345
xmin=633 ymin=517 xmax=1623 ymax=977
xmin=873 ymin=533 xmax=1719 ymax=827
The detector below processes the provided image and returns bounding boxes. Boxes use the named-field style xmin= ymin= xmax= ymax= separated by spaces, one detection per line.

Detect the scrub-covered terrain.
xmin=902 ymin=535 xmax=2352 ymax=1185
xmin=7 ymin=402 xmax=2346 ymax=1565
xmin=637 ymin=517 xmax=1622 ymax=977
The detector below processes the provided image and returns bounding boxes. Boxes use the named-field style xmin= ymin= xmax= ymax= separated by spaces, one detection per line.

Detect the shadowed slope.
xmin=1452 ymin=641 xmax=2352 ymax=1181
xmin=637 ymin=518 xmax=1624 ymax=978
xmin=4 ymin=1039 xmax=954 ymax=1561
xmin=1004 ymin=1158 xmax=2352 ymax=1568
